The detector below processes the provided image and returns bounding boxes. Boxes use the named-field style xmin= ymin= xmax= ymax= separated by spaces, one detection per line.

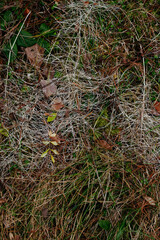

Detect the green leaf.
xmin=16 ymin=30 xmax=36 ymax=47
xmin=50 ymin=154 xmax=55 ymax=163
xmin=37 ymin=38 xmax=51 ymax=54
xmin=98 ymin=220 xmax=111 ymax=231
xmin=39 ymin=23 xmax=55 ymax=37
xmin=51 ymin=3 xmax=58 ymax=10
xmin=47 ymin=113 xmax=57 ymax=123
xmin=3 ymin=38 xmax=18 ymax=62
xmin=39 ymin=23 xmax=50 ymax=33
xmin=3 ymin=10 xmax=13 ymax=23
xmin=0 ymin=128 xmax=9 ymax=137
xmin=41 ymin=149 xmax=49 ymax=158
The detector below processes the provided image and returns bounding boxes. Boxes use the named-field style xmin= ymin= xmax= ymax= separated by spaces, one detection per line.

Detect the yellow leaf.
xmin=51 ymin=155 xmax=55 ymax=163
xmin=48 ymin=130 xmax=56 ymax=138
xmin=42 ymin=141 xmax=50 ymax=145
xmin=51 ymin=149 xmax=59 ymax=155
xmin=47 ymin=113 xmax=57 ymax=122
xmin=51 ymin=141 xmax=58 ymax=146
xmin=41 ymin=149 xmax=49 ymax=157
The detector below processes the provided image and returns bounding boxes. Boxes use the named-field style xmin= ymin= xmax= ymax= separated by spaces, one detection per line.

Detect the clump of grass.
xmin=0 ymin=151 xmax=160 ymax=239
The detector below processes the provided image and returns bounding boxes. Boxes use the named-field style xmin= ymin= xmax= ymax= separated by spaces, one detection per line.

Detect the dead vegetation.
xmin=0 ymin=0 xmax=160 ymax=239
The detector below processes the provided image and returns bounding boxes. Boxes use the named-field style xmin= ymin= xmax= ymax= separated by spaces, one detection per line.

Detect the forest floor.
xmin=0 ymin=0 xmax=160 ymax=239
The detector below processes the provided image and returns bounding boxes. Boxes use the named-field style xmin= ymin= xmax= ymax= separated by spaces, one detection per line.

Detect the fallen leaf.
xmin=42 ymin=65 xmax=55 ymax=79
xmin=97 ymin=140 xmax=113 ymax=150
xmin=83 ymin=52 xmax=92 ymax=71
xmin=51 ymin=149 xmax=59 ymax=155
xmin=47 ymin=112 xmax=57 ymax=122
xmin=41 ymin=149 xmax=49 ymax=158
xmin=51 ymin=141 xmax=58 ymax=146
xmin=51 ymin=154 xmax=55 ymax=163
xmin=25 ymin=44 xmax=44 ymax=69
xmin=144 ymin=196 xmax=156 ymax=206
xmin=9 ymin=233 xmax=14 ymax=240
xmin=42 ymin=141 xmax=50 ymax=145
xmin=23 ymin=8 xmax=31 ymax=27
xmin=48 ymin=131 xmax=60 ymax=143
xmin=40 ymin=80 xmax=57 ymax=98
xmin=154 ymin=101 xmax=160 ymax=114
xmin=40 ymin=80 xmax=51 ymax=87
xmin=48 ymin=131 xmax=56 ymax=138
xmin=84 ymin=1 xmax=89 ymax=6
xmin=51 ymin=97 xmax=64 ymax=111
xmin=24 ymin=8 xmax=30 ymax=16
xmin=42 ymin=207 xmax=48 ymax=218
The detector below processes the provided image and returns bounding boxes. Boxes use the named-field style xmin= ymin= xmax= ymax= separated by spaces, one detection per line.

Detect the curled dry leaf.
xmin=51 ymin=97 xmax=64 ymax=111
xmin=9 ymin=233 xmax=14 ymax=240
xmin=97 ymin=140 xmax=113 ymax=150
xmin=25 ymin=44 xmax=44 ymax=69
xmin=24 ymin=8 xmax=30 ymax=16
xmin=48 ymin=130 xmax=60 ymax=143
xmin=144 ymin=196 xmax=156 ymax=206
xmin=83 ymin=52 xmax=92 ymax=71
xmin=154 ymin=101 xmax=160 ymax=114
xmin=40 ymin=80 xmax=57 ymax=98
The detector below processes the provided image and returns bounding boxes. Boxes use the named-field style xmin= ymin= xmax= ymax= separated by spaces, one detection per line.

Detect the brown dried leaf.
xmin=51 ymin=97 xmax=64 ymax=111
xmin=40 ymin=80 xmax=51 ymax=87
xmin=42 ymin=83 xmax=57 ymax=98
xmin=9 ymin=233 xmax=14 ymax=240
xmin=25 ymin=44 xmax=44 ymax=69
xmin=144 ymin=196 xmax=156 ymax=206
xmin=42 ymin=65 xmax=55 ymax=79
xmin=48 ymin=131 xmax=60 ymax=143
xmin=97 ymin=140 xmax=113 ymax=150
xmin=40 ymin=80 xmax=57 ymax=98
xmin=154 ymin=101 xmax=160 ymax=114
xmin=83 ymin=52 xmax=92 ymax=64
xmin=42 ymin=208 xmax=48 ymax=218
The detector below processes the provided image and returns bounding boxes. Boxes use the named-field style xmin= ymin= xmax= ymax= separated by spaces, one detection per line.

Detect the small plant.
xmin=1 ymin=9 xmax=52 ymax=63
xmin=41 ymin=131 xmax=60 ymax=163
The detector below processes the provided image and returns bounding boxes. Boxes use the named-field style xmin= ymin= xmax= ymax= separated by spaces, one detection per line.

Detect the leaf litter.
xmin=51 ymin=97 xmax=64 ymax=111
xmin=154 ymin=101 xmax=160 ymax=114
xmin=40 ymin=80 xmax=57 ymax=98
xmin=25 ymin=43 xmax=57 ymax=98
xmin=25 ymin=43 xmax=44 ymax=69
